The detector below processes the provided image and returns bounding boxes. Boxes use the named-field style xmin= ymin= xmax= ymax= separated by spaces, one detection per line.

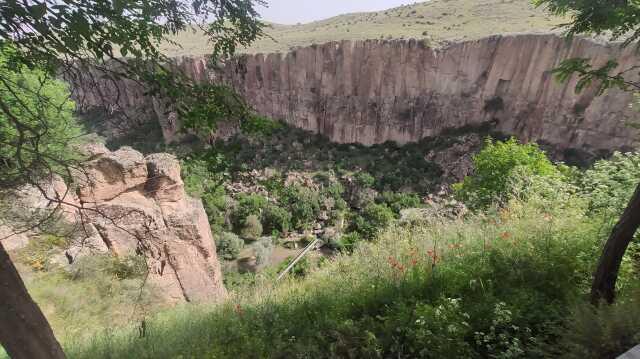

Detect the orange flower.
xmin=500 ymin=232 xmax=511 ymax=240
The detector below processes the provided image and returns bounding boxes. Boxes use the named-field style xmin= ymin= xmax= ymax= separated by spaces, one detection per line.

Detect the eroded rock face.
xmin=78 ymin=147 xmax=226 ymax=303
xmin=70 ymin=34 xmax=639 ymax=156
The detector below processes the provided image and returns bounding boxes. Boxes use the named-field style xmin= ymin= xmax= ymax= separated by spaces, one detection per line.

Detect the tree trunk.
xmin=0 ymin=241 xmax=66 ymax=359
xmin=591 ymin=182 xmax=640 ymax=305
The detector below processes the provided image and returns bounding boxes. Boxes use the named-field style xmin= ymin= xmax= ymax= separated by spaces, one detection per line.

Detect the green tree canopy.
xmin=0 ymin=46 xmax=83 ymax=189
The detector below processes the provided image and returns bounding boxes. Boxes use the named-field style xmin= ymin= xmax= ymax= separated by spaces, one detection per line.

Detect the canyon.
xmin=72 ymin=34 xmax=639 ymax=157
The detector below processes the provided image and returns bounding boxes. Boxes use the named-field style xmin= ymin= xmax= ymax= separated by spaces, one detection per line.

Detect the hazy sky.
xmin=257 ymin=0 xmax=422 ymax=24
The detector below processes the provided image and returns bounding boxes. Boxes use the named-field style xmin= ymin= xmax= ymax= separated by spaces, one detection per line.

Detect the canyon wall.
xmin=72 ymin=34 xmax=640 ymax=153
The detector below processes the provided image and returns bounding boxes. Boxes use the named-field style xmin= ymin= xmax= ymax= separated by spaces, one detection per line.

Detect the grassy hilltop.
xmin=161 ymin=0 xmax=567 ymax=56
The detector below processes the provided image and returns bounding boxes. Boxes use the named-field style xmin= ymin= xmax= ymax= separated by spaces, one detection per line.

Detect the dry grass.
xmin=160 ymin=0 xmax=568 ymax=56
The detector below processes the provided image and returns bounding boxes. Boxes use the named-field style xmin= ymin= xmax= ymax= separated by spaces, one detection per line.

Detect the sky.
xmin=257 ymin=0 xmax=422 ymax=25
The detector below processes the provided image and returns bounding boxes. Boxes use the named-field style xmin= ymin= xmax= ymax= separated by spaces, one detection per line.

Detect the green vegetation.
xmin=240 ymin=214 xmax=263 ymax=241
xmin=8 ymin=134 xmax=637 ymax=359
xmin=580 ymin=152 xmax=640 ymax=216
xmin=9 ymin=253 xmax=159 ymax=346
xmin=178 ymin=119 xmax=499 ymax=262
xmin=161 ymin=0 xmax=568 ymax=56
xmin=0 ymin=47 xmax=85 ymax=188
xmin=62 ymin=183 xmax=638 ymax=358
xmin=453 ymin=137 xmax=560 ymax=209
xmin=351 ymin=203 xmax=395 ymax=240
xmin=216 ymin=232 xmax=244 ymax=260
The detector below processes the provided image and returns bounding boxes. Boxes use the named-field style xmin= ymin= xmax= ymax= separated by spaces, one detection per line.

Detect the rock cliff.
xmin=1 ymin=145 xmax=227 ymax=304
xmin=71 ymin=34 xmax=640 ymax=154
xmin=77 ymin=146 xmax=227 ymax=303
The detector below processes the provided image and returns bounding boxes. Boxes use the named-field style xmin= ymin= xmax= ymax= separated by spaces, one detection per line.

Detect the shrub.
xmin=453 ymin=137 xmax=559 ymax=209
xmin=354 ymin=171 xmax=375 ymax=188
xmin=580 ymin=152 xmax=640 ymax=216
xmin=377 ymin=191 xmax=422 ymax=215
xmin=232 ymin=194 xmax=268 ymax=230
xmin=333 ymin=231 xmax=362 ymax=252
xmin=280 ymin=185 xmax=321 ymax=230
xmin=352 ymin=203 xmax=395 ymax=240
xmin=240 ymin=215 xmax=263 ymax=241
xmin=549 ymin=291 xmax=640 ymax=358
xmin=276 ymin=256 xmax=311 ymax=278
xmin=181 ymin=154 xmax=229 ymax=232
xmin=254 ymin=238 xmax=273 ymax=267
xmin=215 ymin=232 xmax=244 ymax=260
xmin=262 ymin=204 xmax=292 ymax=235
xmin=240 ymin=115 xmax=283 ymax=137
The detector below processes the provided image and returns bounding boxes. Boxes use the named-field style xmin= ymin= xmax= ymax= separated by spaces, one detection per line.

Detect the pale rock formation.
xmin=77 ymin=147 xmax=148 ymax=202
xmin=70 ymin=34 xmax=639 ymax=156
xmin=78 ymin=148 xmax=226 ymax=303
xmin=0 ymin=226 xmax=29 ymax=252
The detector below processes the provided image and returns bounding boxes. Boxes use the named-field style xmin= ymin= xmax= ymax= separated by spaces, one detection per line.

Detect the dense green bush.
xmin=352 ymin=203 xmax=395 ymax=240
xmin=181 ymin=154 xmax=230 ymax=232
xmin=280 ymin=185 xmax=321 ymax=230
xmin=262 ymin=204 xmax=292 ymax=235
xmin=354 ymin=171 xmax=376 ymax=188
xmin=276 ymin=256 xmax=311 ymax=278
xmin=240 ymin=214 xmax=263 ymax=241
xmin=216 ymin=232 xmax=244 ymax=260
xmin=0 ymin=46 xmax=84 ymax=188
xmin=546 ymin=288 xmax=640 ymax=358
xmin=580 ymin=152 xmax=640 ymax=216
xmin=328 ymin=231 xmax=362 ymax=252
xmin=453 ymin=137 xmax=559 ymax=209
xmin=232 ymin=194 xmax=268 ymax=230
xmin=377 ymin=191 xmax=422 ymax=215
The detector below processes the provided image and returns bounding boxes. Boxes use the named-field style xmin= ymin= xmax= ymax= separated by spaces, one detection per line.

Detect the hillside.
xmin=160 ymin=0 xmax=567 ymax=56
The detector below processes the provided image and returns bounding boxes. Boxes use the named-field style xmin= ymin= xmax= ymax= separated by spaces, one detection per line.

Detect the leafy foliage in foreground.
xmin=0 ymin=47 xmax=84 ymax=188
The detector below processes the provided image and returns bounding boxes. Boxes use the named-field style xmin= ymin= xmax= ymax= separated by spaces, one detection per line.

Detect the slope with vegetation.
xmin=13 ymin=136 xmax=638 ymax=359
xmin=161 ymin=0 xmax=567 ymax=56
xmin=5 ymin=116 xmax=640 ymax=357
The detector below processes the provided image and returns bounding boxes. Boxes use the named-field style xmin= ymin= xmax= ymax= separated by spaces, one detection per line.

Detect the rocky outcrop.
xmin=1 ymin=146 xmax=226 ymax=303
xmin=70 ymin=34 xmax=640 ymax=154
xmin=78 ymin=147 xmax=227 ymax=303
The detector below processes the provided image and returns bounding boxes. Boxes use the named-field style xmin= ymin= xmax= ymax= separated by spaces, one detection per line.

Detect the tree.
xmin=535 ymin=0 xmax=640 ymax=305
xmin=453 ymin=137 xmax=558 ymax=210
xmin=0 ymin=0 xmax=265 ymax=356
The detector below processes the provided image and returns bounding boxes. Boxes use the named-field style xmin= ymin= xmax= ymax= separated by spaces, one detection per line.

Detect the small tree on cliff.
xmin=536 ymin=0 xmax=640 ymax=305
xmin=0 ymin=0 xmax=265 ymax=357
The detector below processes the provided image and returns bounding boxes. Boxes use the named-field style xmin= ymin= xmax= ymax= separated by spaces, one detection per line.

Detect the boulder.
xmin=145 ymin=153 xmax=185 ymax=202
xmin=78 ymin=147 xmax=148 ymax=203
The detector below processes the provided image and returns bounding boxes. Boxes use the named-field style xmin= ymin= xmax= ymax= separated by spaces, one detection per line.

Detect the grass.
xmin=160 ymin=0 xmax=568 ymax=56
xmin=5 ymin=253 xmax=165 ymax=347
xmin=59 ymin=195 xmax=621 ymax=358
